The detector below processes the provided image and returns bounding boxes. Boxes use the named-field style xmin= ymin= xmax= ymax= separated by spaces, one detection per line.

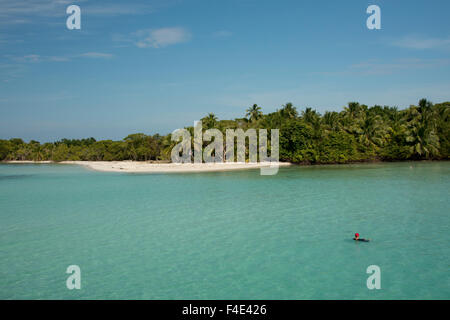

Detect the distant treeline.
xmin=1 ymin=99 xmax=449 ymax=164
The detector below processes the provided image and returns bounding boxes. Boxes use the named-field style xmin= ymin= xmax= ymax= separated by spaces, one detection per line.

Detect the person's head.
xmin=355 ymin=233 xmax=360 ymax=239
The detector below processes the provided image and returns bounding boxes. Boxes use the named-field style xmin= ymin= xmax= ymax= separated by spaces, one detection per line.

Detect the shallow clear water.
xmin=0 ymin=162 xmax=449 ymax=299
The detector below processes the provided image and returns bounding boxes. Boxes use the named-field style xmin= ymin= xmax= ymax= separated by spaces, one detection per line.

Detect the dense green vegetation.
xmin=1 ymin=99 xmax=448 ymax=164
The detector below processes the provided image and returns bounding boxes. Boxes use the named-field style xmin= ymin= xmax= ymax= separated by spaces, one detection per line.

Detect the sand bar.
xmin=4 ymin=161 xmax=291 ymax=173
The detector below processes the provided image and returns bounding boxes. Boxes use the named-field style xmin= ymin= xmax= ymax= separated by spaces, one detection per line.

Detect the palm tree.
xmin=323 ymin=111 xmax=340 ymax=131
xmin=434 ymin=102 xmax=450 ymax=138
xmin=246 ymin=104 xmax=262 ymax=122
xmin=417 ymin=98 xmax=436 ymax=129
xmin=355 ymin=114 xmax=386 ymax=148
xmin=386 ymin=108 xmax=407 ymax=141
xmin=340 ymin=102 xmax=364 ymax=134
xmin=300 ymin=107 xmax=322 ymax=139
xmin=202 ymin=113 xmax=218 ymax=129
xmin=302 ymin=107 xmax=320 ymax=124
xmin=418 ymin=98 xmax=433 ymax=113
xmin=405 ymin=99 xmax=440 ymax=159
xmin=279 ymin=102 xmax=298 ymax=119
xmin=406 ymin=122 xmax=440 ymax=159
xmin=343 ymin=102 xmax=362 ymax=119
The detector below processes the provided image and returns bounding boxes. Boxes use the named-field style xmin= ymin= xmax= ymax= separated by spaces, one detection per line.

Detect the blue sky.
xmin=1 ymin=0 xmax=450 ymax=142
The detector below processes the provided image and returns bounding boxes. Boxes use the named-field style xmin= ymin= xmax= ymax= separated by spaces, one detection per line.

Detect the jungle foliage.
xmin=1 ymin=99 xmax=448 ymax=164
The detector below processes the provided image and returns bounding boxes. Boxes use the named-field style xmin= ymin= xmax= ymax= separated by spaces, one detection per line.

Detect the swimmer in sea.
xmin=353 ymin=233 xmax=370 ymax=242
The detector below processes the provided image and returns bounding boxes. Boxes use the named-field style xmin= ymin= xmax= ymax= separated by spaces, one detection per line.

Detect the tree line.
xmin=1 ymin=98 xmax=448 ymax=164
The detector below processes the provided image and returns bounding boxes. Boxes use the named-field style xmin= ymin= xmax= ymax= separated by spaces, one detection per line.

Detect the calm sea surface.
xmin=0 ymin=162 xmax=449 ymax=299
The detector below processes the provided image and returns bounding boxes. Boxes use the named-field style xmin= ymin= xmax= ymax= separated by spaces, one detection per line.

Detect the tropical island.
xmin=1 ymin=99 xmax=448 ymax=171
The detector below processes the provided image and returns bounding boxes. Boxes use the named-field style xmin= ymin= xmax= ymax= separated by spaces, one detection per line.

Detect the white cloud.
xmin=391 ymin=35 xmax=450 ymax=49
xmin=0 ymin=0 xmax=159 ymax=24
xmin=23 ymin=54 xmax=41 ymax=62
xmin=49 ymin=56 xmax=71 ymax=62
xmin=4 ymin=52 xmax=113 ymax=65
xmin=8 ymin=54 xmax=42 ymax=63
xmin=79 ymin=52 xmax=114 ymax=59
xmin=314 ymin=58 xmax=450 ymax=76
xmin=212 ymin=30 xmax=232 ymax=38
xmin=134 ymin=27 xmax=191 ymax=48
xmin=0 ymin=63 xmax=27 ymax=82
xmin=0 ymin=0 xmax=72 ymax=18
xmin=0 ymin=50 xmax=113 ymax=82
xmin=84 ymin=4 xmax=154 ymax=16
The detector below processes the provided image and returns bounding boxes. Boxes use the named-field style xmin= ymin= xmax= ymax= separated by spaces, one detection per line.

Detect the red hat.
xmin=355 ymin=233 xmax=359 ymax=237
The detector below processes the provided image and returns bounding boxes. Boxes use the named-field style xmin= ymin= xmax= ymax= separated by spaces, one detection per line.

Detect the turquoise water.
xmin=0 ymin=162 xmax=449 ymax=300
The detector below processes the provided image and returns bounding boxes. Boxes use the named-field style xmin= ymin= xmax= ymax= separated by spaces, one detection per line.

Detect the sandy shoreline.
xmin=3 ymin=160 xmax=291 ymax=173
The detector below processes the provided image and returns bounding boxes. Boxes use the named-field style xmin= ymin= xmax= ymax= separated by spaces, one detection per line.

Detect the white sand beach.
xmin=5 ymin=161 xmax=291 ymax=173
